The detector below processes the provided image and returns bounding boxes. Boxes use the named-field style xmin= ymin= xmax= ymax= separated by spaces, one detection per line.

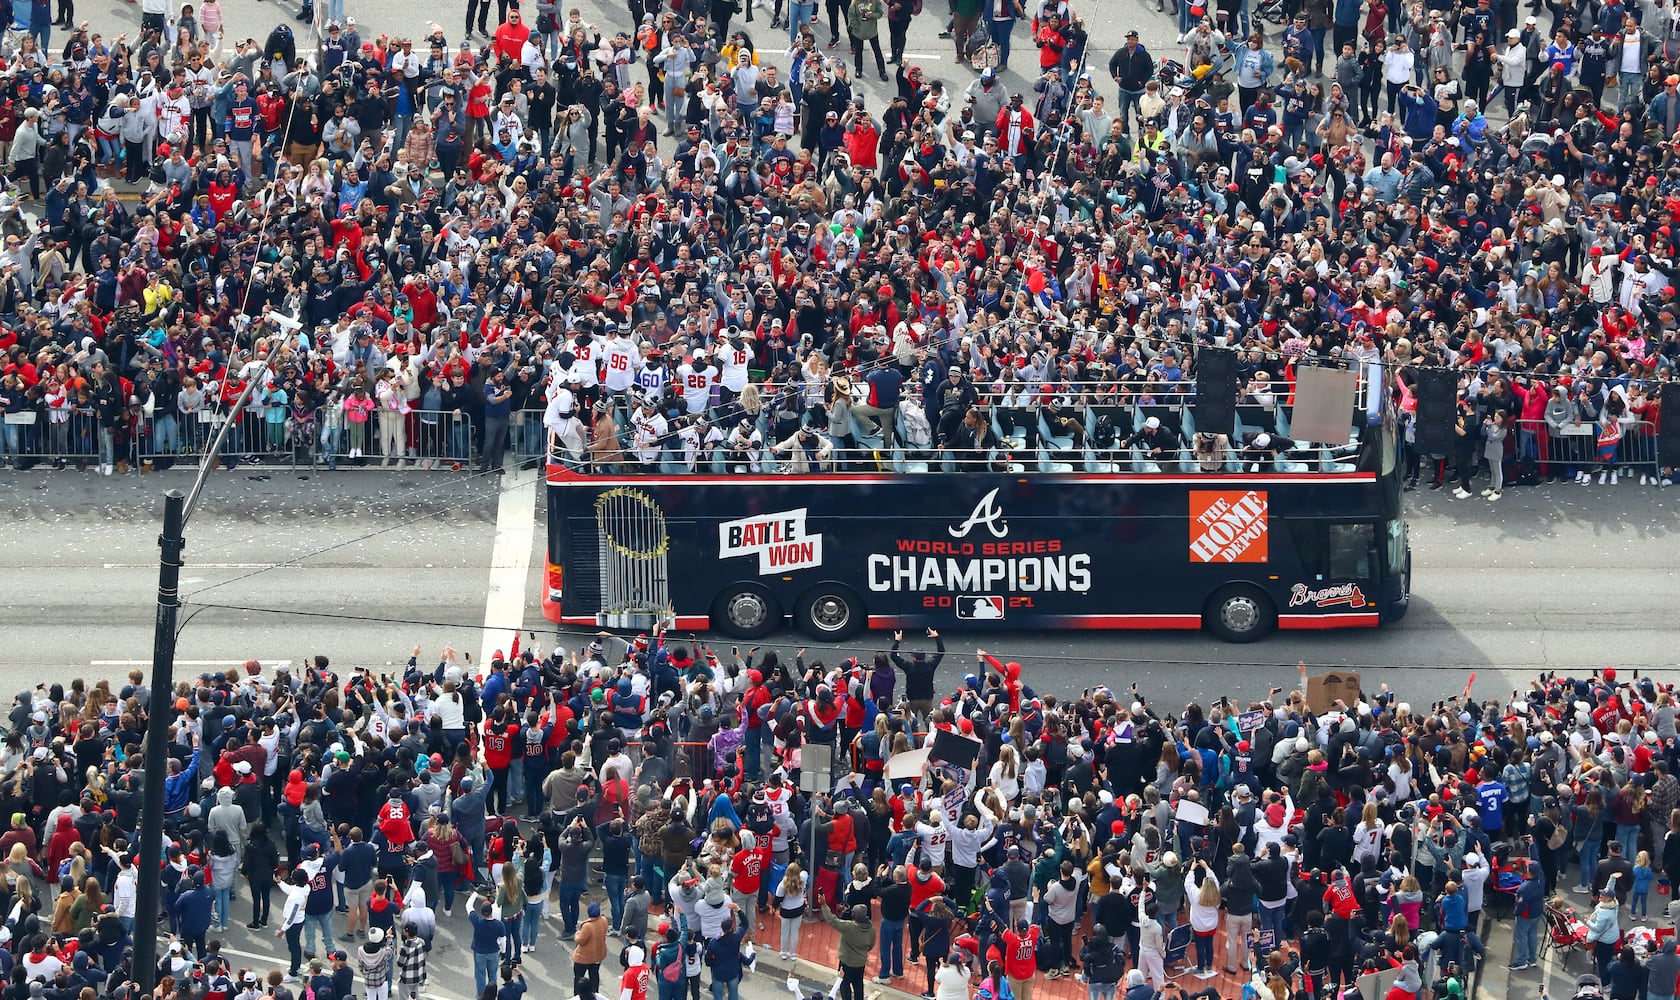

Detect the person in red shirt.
xmin=730 ymin=829 xmax=773 ymax=930
xmin=1001 ymin=920 xmax=1040 ymax=1000
xmin=376 ymin=789 xmax=416 ymax=849
xmin=619 ymin=945 xmax=650 ymax=1000
xmin=739 ymin=669 xmax=771 ymax=779
xmin=492 ymin=10 xmax=531 ymax=62
xmin=813 ymin=799 xmax=857 ymax=911
xmin=482 ymin=709 xmax=521 ymax=815
xmin=1323 ymin=870 xmax=1360 ymax=920
xmin=906 ymin=863 xmax=944 ymax=908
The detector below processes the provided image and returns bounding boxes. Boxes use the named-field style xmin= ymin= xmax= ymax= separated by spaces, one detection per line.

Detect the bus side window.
xmin=1287 ymin=522 xmax=1329 ymax=580
xmin=1329 ymin=524 xmax=1376 ymax=580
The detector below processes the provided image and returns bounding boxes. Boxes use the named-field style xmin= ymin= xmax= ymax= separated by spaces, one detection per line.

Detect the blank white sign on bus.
xmin=1292 ymin=366 xmax=1360 ymax=444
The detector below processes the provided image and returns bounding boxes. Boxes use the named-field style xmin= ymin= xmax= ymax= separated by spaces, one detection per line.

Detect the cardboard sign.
xmin=930 ymin=729 xmax=982 ymax=770
xmin=885 ymin=746 xmax=931 ymax=781
xmin=1305 ymin=671 xmax=1362 ymax=713
xmin=1174 ymin=798 xmax=1210 ymax=826
xmin=1236 ymin=709 xmax=1267 ymax=734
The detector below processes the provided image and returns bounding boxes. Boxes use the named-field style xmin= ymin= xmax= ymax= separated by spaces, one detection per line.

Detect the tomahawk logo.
xmin=949 ymin=488 xmax=1011 ymax=539
xmin=1188 ymin=490 xmax=1270 ymax=563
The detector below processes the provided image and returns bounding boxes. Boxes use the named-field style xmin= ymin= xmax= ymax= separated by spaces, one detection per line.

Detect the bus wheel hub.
xmin=727 ymin=593 xmax=770 ymax=630
xmin=1222 ymin=597 xmax=1260 ymax=631
xmin=812 ymin=598 xmax=850 ymax=630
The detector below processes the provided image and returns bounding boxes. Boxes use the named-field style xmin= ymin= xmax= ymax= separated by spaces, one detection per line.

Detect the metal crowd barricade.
xmin=135 ymin=405 xmax=306 ymax=471
xmin=1 ymin=408 xmax=106 ymax=469
xmin=310 ymin=406 xmax=479 ymax=471
xmin=1514 ymin=418 xmax=1659 ymax=474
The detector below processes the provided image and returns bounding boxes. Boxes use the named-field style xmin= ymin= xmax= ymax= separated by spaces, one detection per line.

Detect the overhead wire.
xmin=177 ymin=461 xmax=518 ymax=562
xmin=178 ymin=465 xmax=539 ymax=602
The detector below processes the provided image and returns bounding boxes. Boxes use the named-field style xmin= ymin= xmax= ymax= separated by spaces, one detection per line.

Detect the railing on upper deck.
xmin=543 ymin=362 xmax=1389 ymax=476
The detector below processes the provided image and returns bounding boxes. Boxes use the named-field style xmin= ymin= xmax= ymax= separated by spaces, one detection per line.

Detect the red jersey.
xmin=619 ymin=964 xmax=650 ymax=1000
xmin=731 ymin=841 xmax=772 ymax=895
xmin=483 ymin=722 xmax=520 ymax=769
xmin=1323 ymin=876 xmax=1359 ymax=919
xmin=1002 ymin=927 xmax=1039 ymax=980
xmin=377 ymin=798 xmax=415 ymax=848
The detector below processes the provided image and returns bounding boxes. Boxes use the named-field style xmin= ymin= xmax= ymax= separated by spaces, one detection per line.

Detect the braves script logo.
xmin=1289 ymin=583 xmax=1368 ymax=609
xmin=1188 ymin=490 xmax=1269 ymax=563
xmin=949 ymin=487 xmax=1010 ymax=539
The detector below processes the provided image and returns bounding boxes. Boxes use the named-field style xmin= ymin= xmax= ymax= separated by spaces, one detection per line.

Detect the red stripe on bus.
xmin=1041 ymin=614 xmax=1204 ymax=629
xmin=1277 ymin=613 xmax=1381 ymax=630
xmin=546 ymin=469 xmax=1377 ymax=487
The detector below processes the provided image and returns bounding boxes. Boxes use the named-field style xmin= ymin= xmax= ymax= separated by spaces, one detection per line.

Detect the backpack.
xmin=1545 ymin=816 xmax=1568 ymax=851
xmin=1091 ymin=415 xmax=1116 ymax=450
xmin=660 ymin=944 xmax=684 ymax=983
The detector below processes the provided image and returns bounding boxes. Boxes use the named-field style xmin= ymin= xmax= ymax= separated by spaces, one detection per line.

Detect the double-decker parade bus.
xmin=540 ymin=367 xmax=1410 ymax=643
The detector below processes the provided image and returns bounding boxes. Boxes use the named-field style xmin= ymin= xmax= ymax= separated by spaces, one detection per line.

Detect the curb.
xmin=751 ymin=952 xmax=925 ymax=1000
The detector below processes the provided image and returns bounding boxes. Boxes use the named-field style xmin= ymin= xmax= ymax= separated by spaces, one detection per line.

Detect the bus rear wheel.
xmin=1205 ymin=585 xmax=1276 ymax=643
xmin=711 ymin=585 xmax=783 ymax=639
xmin=796 ymin=585 xmax=864 ymax=641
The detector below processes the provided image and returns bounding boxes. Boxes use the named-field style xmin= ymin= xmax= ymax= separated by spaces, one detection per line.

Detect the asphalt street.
xmin=4 ymin=464 xmax=1679 ymax=714
xmin=40 ymin=0 xmax=1675 ymax=708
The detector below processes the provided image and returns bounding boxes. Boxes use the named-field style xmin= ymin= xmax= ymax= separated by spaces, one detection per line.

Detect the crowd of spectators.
xmin=0 ymin=0 xmax=1669 ymax=492
xmin=7 ymin=639 xmax=1680 ymax=1000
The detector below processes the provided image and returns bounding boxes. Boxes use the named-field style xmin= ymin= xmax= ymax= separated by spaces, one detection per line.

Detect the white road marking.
xmin=901 ymin=52 xmax=944 ymax=58
xmin=481 ymin=463 xmax=538 ymax=668
xmin=102 ymin=562 xmax=301 ymax=569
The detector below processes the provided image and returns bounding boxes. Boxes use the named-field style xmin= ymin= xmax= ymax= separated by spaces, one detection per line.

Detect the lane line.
xmin=103 ymin=563 xmax=302 ymax=570
xmin=481 ymin=463 xmax=538 ymax=669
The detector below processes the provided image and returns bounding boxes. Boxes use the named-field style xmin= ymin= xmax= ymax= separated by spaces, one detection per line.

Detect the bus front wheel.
xmin=711 ymin=585 xmax=783 ymax=639
xmin=796 ymin=585 xmax=865 ymax=641
xmin=1205 ymin=585 xmax=1276 ymax=643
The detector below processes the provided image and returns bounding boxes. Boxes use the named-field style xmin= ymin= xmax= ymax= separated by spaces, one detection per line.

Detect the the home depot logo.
xmin=1189 ymin=490 xmax=1269 ymax=563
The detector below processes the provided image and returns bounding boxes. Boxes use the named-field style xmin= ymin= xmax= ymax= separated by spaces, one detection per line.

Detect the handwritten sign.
xmin=1305 ymin=671 xmax=1362 ymax=713
xmin=1236 ymin=709 xmax=1267 ymax=734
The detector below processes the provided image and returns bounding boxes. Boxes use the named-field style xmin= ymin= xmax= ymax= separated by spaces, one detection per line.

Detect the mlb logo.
xmin=957 ymin=595 xmax=1005 ymax=620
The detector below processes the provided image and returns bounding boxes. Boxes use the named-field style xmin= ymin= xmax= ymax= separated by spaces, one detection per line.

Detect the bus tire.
xmin=710 ymin=585 xmax=783 ymax=639
xmin=1204 ymin=585 xmax=1276 ymax=643
xmin=795 ymin=585 xmax=865 ymax=641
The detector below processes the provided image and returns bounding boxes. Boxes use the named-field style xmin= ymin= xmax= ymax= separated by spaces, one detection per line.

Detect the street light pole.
xmin=135 ymin=489 xmax=186 ymax=992
xmin=131 ymin=316 xmax=295 ymax=993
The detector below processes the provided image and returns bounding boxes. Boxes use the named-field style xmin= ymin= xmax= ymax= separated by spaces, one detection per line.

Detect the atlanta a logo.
xmin=948 ymin=487 xmax=1010 ymax=539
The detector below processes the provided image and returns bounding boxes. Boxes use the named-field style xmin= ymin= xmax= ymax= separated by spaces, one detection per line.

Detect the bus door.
xmin=1280 ymin=521 xmax=1381 ymax=625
